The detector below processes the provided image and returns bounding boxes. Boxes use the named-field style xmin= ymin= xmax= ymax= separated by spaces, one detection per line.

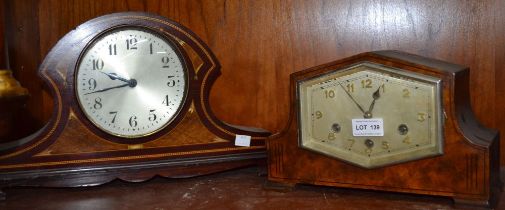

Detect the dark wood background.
xmin=1 ymin=0 xmax=504 ymax=164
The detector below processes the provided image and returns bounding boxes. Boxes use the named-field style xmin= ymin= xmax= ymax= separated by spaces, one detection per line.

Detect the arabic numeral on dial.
xmin=92 ymin=59 xmax=104 ymax=70
xmin=88 ymin=78 xmax=97 ymax=90
xmin=402 ymin=136 xmax=411 ymax=144
xmin=403 ymin=89 xmax=410 ymax=98
xmin=382 ymin=141 xmax=389 ymax=150
xmin=167 ymin=80 xmax=176 ymax=87
xmin=417 ymin=112 xmax=426 ymax=122
xmin=167 ymin=76 xmax=176 ymax=87
xmin=327 ymin=133 xmax=336 ymax=140
xmin=314 ymin=111 xmax=323 ymax=119
xmin=361 ymin=79 xmax=372 ymax=88
xmin=162 ymin=95 xmax=170 ymax=106
xmin=129 ymin=116 xmax=138 ymax=127
xmin=149 ymin=43 xmax=153 ymax=54
xmin=324 ymin=90 xmax=335 ymax=98
xmin=346 ymin=83 xmax=354 ymax=92
xmin=93 ymin=97 xmax=102 ymax=109
xmin=109 ymin=111 xmax=118 ymax=123
xmin=365 ymin=148 xmax=372 ymax=155
xmin=148 ymin=109 xmax=157 ymax=121
xmin=126 ymin=38 xmax=138 ymax=50
xmin=347 ymin=139 xmax=355 ymax=148
xmin=109 ymin=44 xmax=117 ymax=55
xmin=162 ymin=56 xmax=170 ymax=68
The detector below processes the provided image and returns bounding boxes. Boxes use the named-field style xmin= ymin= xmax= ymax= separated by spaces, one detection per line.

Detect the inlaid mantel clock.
xmin=267 ymin=51 xmax=501 ymax=208
xmin=0 ymin=12 xmax=269 ymax=198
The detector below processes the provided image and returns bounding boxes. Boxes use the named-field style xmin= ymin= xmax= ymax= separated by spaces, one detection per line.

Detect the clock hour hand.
xmin=84 ymin=83 xmax=131 ymax=95
xmin=339 ymin=84 xmax=366 ymax=115
xmin=100 ymin=71 xmax=136 ymax=86
xmin=365 ymin=85 xmax=382 ymax=118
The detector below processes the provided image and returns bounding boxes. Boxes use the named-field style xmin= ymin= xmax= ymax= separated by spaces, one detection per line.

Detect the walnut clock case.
xmin=0 ymin=12 xmax=270 ymax=198
xmin=267 ymin=51 xmax=501 ymax=208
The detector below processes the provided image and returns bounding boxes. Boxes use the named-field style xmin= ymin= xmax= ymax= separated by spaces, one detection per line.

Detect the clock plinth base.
xmin=0 ymin=152 xmax=266 ymax=199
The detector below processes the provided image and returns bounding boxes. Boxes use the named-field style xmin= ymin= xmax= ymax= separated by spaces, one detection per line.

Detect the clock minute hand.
xmin=339 ymin=84 xmax=366 ymax=115
xmin=84 ymin=83 xmax=130 ymax=95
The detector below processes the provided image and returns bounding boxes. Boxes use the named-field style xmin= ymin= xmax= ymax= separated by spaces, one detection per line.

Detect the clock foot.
xmin=263 ymin=180 xmax=296 ymax=192
xmin=453 ymin=194 xmax=499 ymax=209
xmin=453 ymin=199 xmax=490 ymax=209
xmin=256 ymin=166 xmax=268 ymax=177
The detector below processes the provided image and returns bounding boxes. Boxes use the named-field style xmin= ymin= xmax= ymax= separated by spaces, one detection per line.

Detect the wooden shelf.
xmin=1 ymin=166 xmax=502 ymax=210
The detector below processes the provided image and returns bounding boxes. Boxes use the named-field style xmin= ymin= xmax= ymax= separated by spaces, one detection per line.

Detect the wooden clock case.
xmin=0 ymin=12 xmax=270 ymax=199
xmin=267 ymin=51 xmax=501 ymax=208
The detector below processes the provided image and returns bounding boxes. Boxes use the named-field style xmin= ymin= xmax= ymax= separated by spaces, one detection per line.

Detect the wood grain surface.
xmin=0 ymin=2 xmax=6 ymax=69
xmin=2 ymin=0 xmax=505 ymax=164
xmin=4 ymin=166 xmax=502 ymax=210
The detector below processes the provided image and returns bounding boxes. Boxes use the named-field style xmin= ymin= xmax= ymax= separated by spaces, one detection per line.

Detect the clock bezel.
xmin=296 ymin=61 xmax=444 ymax=169
xmin=72 ymin=25 xmax=193 ymax=144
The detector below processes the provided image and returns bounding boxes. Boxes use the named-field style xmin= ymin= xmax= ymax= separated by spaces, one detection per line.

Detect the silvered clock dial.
xmin=297 ymin=62 xmax=443 ymax=168
xmin=75 ymin=27 xmax=187 ymax=138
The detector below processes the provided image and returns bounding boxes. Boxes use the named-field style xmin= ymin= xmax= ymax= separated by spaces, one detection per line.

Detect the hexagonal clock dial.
xmin=297 ymin=62 xmax=443 ymax=168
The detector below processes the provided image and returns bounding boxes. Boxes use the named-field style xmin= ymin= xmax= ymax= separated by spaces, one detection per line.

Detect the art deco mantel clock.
xmin=267 ymin=51 xmax=501 ymax=208
xmin=0 ymin=12 xmax=270 ymax=198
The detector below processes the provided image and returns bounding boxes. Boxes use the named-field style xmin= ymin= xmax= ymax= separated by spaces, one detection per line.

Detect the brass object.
xmin=0 ymin=69 xmax=29 ymax=142
xmin=0 ymin=70 xmax=28 ymax=98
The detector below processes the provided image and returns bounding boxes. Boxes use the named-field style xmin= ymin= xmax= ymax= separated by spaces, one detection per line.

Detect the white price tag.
xmin=352 ymin=118 xmax=384 ymax=136
xmin=235 ymin=135 xmax=251 ymax=147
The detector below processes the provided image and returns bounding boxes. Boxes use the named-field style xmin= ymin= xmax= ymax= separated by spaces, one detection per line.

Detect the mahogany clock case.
xmin=267 ymin=51 xmax=501 ymax=208
xmin=0 ymin=12 xmax=270 ymax=197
